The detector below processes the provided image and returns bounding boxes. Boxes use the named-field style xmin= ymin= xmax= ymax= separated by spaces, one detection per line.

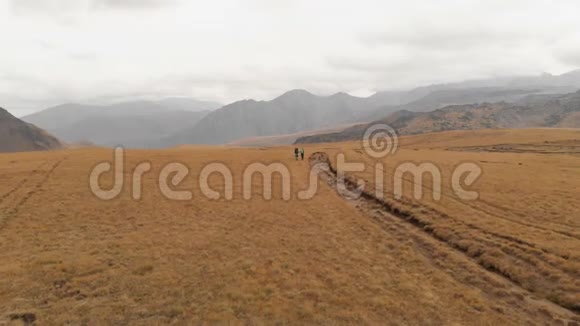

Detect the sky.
xmin=1 ymin=0 xmax=580 ymax=116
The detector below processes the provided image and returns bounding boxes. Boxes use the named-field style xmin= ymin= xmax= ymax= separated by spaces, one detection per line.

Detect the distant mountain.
xmin=163 ymin=70 xmax=580 ymax=146
xmin=162 ymin=90 xmax=379 ymax=146
xmin=296 ymin=90 xmax=580 ymax=144
xmin=0 ymin=107 xmax=62 ymax=153
xmin=372 ymin=69 xmax=580 ymax=99
xmin=49 ymin=111 xmax=209 ymax=148
xmin=366 ymin=69 xmax=580 ymax=118
xmin=23 ymin=99 xmax=216 ymax=148
xmin=365 ymin=87 xmax=541 ymax=120
xmin=20 ymin=69 xmax=580 ymax=148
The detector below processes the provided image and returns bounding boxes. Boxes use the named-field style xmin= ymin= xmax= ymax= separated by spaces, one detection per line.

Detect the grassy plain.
xmin=0 ymin=128 xmax=578 ymax=324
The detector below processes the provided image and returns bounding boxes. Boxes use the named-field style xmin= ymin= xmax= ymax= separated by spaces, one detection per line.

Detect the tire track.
xmin=374 ymin=165 xmax=579 ymax=240
xmin=366 ymin=206 xmax=579 ymax=325
xmin=309 ymin=152 xmax=580 ymax=315
xmin=0 ymin=157 xmax=67 ymax=230
xmin=0 ymin=161 xmax=49 ymax=204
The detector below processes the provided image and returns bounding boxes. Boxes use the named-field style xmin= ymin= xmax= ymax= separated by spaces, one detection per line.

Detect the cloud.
xmin=359 ymin=27 xmax=537 ymax=52
xmin=2 ymin=0 xmax=580 ymax=116
xmin=69 ymin=52 xmax=98 ymax=61
xmin=10 ymin=0 xmax=87 ymax=14
xmin=557 ymin=51 xmax=580 ymax=67
xmin=554 ymin=35 xmax=580 ymax=68
xmin=90 ymin=0 xmax=181 ymax=10
xmin=10 ymin=0 xmax=180 ymax=14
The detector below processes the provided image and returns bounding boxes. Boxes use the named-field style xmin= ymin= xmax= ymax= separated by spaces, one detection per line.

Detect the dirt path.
xmin=309 ymin=152 xmax=580 ymax=324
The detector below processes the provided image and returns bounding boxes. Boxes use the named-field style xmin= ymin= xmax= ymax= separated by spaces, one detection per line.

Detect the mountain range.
xmin=160 ymin=90 xmax=381 ymax=146
xmin=164 ymin=70 xmax=580 ymax=146
xmin=23 ymin=98 xmax=219 ymax=148
xmin=296 ymin=90 xmax=580 ymax=144
xmin=13 ymin=69 xmax=580 ymax=148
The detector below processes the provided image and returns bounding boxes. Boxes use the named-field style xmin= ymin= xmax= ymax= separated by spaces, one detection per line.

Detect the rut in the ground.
xmin=308 ymin=152 xmax=580 ymax=320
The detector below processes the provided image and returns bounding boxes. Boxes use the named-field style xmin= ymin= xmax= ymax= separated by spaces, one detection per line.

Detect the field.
xmin=0 ymin=129 xmax=578 ymax=324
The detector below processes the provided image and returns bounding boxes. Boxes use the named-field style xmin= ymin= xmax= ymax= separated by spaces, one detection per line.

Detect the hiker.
xmin=300 ymin=148 xmax=305 ymax=160
xmin=294 ymin=147 xmax=299 ymax=160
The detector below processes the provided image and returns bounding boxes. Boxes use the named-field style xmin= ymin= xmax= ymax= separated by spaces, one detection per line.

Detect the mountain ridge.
xmin=161 ymin=89 xmax=379 ymax=146
xmin=162 ymin=70 xmax=580 ymax=146
xmin=14 ymin=69 xmax=580 ymax=148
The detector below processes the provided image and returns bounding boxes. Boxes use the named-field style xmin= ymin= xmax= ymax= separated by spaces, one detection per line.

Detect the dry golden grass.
xmin=0 ymin=128 xmax=578 ymax=324
xmin=320 ymin=128 xmax=580 ymax=312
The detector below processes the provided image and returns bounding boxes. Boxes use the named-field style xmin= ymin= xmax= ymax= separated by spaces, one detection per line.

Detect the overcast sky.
xmin=1 ymin=0 xmax=580 ymax=116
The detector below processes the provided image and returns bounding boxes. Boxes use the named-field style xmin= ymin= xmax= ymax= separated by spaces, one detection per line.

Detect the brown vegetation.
xmin=319 ymin=128 xmax=580 ymax=313
xmin=0 ymin=129 xmax=578 ymax=324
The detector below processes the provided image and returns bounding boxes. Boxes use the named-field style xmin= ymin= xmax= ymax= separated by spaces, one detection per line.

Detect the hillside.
xmin=23 ymin=100 xmax=215 ymax=148
xmin=296 ymin=90 xmax=580 ymax=144
xmin=0 ymin=107 xmax=62 ymax=153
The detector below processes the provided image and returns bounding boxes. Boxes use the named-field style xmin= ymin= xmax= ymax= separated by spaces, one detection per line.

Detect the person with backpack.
xmin=294 ymin=147 xmax=299 ymax=160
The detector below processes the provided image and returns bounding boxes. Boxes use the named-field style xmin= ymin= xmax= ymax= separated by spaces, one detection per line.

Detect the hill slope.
xmin=296 ymin=90 xmax=580 ymax=144
xmin=0 ymin=107 xmax=62 ymax=153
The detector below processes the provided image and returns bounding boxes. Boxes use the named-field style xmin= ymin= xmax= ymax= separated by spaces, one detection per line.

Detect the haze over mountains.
xmin=162 ymin=69 xmax=580 ymax=146
xmin=161 ymin=90 xmax=380 ymax=146
xmin=23 ymin=99 xmax=220 ymax=148
xmin=0 ymin=108 xmax=61 ymax=153
xmin=161 ymin=87 xmax=548 ymax=146
xmin=14 ymin=69 xmax=580 ymax=148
